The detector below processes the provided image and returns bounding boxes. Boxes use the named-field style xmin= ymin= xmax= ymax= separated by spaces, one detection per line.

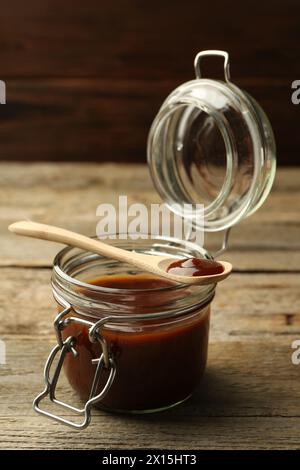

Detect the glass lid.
xmin=147 ymin=51 xmax=276 ymax=232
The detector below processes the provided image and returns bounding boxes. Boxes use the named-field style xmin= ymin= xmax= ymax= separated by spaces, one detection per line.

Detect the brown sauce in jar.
xmin=62 ymin=275 xmax=210 ymax=412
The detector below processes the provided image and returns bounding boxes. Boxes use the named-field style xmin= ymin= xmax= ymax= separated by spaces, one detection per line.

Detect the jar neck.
xmin=51 ymin=236 xmax=215 ymax=321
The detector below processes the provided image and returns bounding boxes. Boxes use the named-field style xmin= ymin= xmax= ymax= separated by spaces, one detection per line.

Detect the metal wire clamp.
xmin=33 ymin=304 xmax=116 ymax=430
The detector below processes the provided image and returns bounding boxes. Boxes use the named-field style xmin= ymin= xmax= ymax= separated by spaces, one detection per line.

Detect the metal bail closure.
xmin=33 ymin=304 xmax=116 ymax=430
xmin=194 ymin=50 xmax=231 ymax=82
xmin=193 ymin=50 xmax=232 ymax=255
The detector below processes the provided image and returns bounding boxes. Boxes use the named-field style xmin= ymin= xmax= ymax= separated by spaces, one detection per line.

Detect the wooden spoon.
xmin=8 ymin=220 xmax=232 ymax=286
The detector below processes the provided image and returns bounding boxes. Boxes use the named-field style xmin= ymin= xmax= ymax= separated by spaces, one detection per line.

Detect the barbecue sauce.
xmin=167 ymin=257 xmax=224 ymax=277
xmin=61 ymin=275 xmax=210 ymax=412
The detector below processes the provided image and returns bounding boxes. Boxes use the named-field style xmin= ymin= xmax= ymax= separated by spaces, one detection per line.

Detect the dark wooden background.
xmin=0 ymin=0 xmax=299 ymax=165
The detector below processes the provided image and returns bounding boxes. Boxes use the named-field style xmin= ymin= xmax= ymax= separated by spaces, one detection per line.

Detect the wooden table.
xmin=0 ymin=163 xmax=299 ymax=450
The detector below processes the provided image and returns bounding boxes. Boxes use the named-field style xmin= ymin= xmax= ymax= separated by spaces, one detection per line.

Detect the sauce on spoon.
xmin=167 ymin=257 xmax=224 ymax=277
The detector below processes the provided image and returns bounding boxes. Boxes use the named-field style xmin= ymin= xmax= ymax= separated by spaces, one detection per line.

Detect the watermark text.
xmin=96 ymin=196 xmax=204 ymax=245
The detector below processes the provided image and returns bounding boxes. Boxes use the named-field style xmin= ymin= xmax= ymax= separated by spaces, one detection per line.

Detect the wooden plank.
xmin=1 ymin=335 xmax=299 ymax=416
xmin=0 ymin=163 xmax=298 ymax=193
xmin=0 ymin=165 xmax=299 ymax=269
xmin=3 ymin=230 xmax=300 ymax=269
xmin=0 ymin=163 xmax=299 ymax=449
xmin=0 ymin=335 xmax=299 ymax=449
xmin=0 ymin=79 xmax=297 ymax=164
xmin=0 ymin=80 xmax=171 ymax=162
xmin=225 ymin=251 xmax=300 ymax=272
xmin=0 ymin=1 xmax=298 ymax=80
xmin=0 ymin=416 xmax=299 ymax=450
xmin=0 ymin=269 xmax=299 ymax=338
xmin=0 ymin=0 xmax=298 ymax=164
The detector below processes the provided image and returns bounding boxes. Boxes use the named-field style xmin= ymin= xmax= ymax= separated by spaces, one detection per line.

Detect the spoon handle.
xmin=8 ymin=220 xmax=136 ymax=265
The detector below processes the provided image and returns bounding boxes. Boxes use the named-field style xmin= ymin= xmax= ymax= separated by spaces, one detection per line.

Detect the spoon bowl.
xmin=156 ymin=257 xmax=232 ymax=285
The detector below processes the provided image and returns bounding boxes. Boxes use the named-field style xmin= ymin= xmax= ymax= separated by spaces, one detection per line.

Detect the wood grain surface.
xmin=0 ymin=164 xmax=300 ymax=449
xmin=0 ymin=0 xmax=299 ymax=164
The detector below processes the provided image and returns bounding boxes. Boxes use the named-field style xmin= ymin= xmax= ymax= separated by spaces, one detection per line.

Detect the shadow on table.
xmin=108 ymin=366 xmax=275 ymax=424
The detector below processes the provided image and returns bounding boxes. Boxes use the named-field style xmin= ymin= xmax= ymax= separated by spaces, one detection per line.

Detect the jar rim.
xmin=51 ymin=234 xmax=216 ymax=320
xmin=53 ymin=234 xmax=213 ymax=295
xmin=54 ymin=246 xmax=187 ymax=295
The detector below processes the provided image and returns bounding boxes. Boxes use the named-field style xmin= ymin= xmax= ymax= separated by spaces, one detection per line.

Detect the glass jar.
xmin=34 ymin=236 xmax=214 ymax=428
xmin=33 ymin=50 xmax=276 ymax=429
